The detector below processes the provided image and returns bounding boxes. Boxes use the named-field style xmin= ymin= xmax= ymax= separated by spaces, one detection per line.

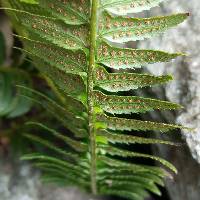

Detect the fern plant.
xmin=1 ymin=0 xmax=190 ymax=199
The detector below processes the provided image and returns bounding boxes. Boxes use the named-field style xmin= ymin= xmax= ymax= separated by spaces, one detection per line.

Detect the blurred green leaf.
xmin=0 ymin=68 xmax=32 ymax=118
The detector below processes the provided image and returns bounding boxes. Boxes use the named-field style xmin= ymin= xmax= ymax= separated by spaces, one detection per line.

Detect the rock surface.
xmin=138 ymin=0 xmax=200 ymax=199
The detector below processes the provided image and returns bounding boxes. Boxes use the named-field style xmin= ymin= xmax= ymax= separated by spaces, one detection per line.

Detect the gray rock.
xmin=138 ymin=0 xmax=200 ymax=199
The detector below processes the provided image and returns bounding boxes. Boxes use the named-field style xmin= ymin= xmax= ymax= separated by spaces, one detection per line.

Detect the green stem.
xmin=88 ymin=0 xmax=99 ymax=195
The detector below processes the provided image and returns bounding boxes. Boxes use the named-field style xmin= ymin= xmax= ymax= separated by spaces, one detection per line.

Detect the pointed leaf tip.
xmin=94 ymin=66 xmax=173 ymax=92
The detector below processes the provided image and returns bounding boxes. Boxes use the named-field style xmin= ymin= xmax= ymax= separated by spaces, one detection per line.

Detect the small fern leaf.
xmin=99 ymin=171 xmax=166 ymax=189
xmin=100 ymin=175 xmax=161 ymax=195
xmin=33 ymin=59 xmax=86 ymax=97
xmin=100 ymin=181 xmax=153 ymax=198
xmin=97 ymin=130 xmax=176 ymax=146
xmin=17 ymin=86 xmax=87 ymax=138
xmin=42 ymin=174 xmax=89 ymax=187
xmin=96 ymin=114 xmax=188 ymax=132
xmin=102 ymin=146 xmax=177 ymax=173
xmin=99 ymin=12 xmax=189 ymax=43
xmin=16 ymin=48 xmax=87 ymax=97
xmin=100 ymin=188 xmax=147 ymax=200
xmin=21 ymin=153 xmax=82 ymax=171
xmin=94 ymin=66 xmax=173 ymax=92
xmin=99 ymin=156 xmax=166 ymax=178
xmin=39 ymin=0 xmax=90 ymax=25
xmin=40 ymin=175 xmax=69 ymax=185
xmin=24 ymin=133 xmax=79 ymax=160
xmin=26 ymin=122 xmax=87 ymax=153
xmin=94 ymin=91 xmax=182 ymax=114
xmin=97 ymin=41 xmax=182 ymax=69
xmin=101 ymin=0 xmax=165 ymax=15
xmin=35 ymin=165 xmax=90 ymax=186
xmin=34 ymin=162 xmax=89 ymax=179
xmin=10 ymin=9 xmax=89 ymax=50
xmin=138 ymin=173 xmax=165 ymax=186
xmin=99 ymin=156 xmax=162 ymax=175
xmin=20 ymin=36 xmax=87 ymax=74
xmin=21 ymin=153 xmax=90 ymax=187
xmin=61 ymin=94 xmax=87 ymax=115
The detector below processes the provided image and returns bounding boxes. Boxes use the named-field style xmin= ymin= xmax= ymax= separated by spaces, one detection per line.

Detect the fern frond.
xmin=34 ymin=162 xmax=88 ymax=180
xmin=97 ymin=41 xmax=183 ymax=70
xmin=94 ymin=91 xmax=182 ymax=114
xmin=18 ymin=86 xmax=87 ymax=138
xmin=18 ymin=36 xmax=87 ymax=74
xmin=101 ymin=146 xmax=177 ymax=173
xmin=99 ymin=174 xmax=162 ymax=195
xmin=94 ymin=66 xmax=173 ymax=92
xmin=8 ymin=9 xmax=89 ymax=49
xmin=98 ymin=156 xmax=167 ymax=177
xmin=26 ymin=122 xmax=87 ymax=152
xmin=2 ymin=0 xmax=190 ymax=199
xmin=24 ymin=133 xmax=79 ymax=159
xmin=97 ymin=130 xmax=177 ymax=146
xmin=96 ymin=114 xmax=188 ymax=132
xmin=21 ymin=153 xmax=82 ymax=171
xmin=99 ymin=12 xmax=189 ymax=43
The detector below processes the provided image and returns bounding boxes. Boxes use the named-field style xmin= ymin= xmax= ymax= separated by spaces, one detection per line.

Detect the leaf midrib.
xmin=88 ymin=0 xmax=99 ymax=195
